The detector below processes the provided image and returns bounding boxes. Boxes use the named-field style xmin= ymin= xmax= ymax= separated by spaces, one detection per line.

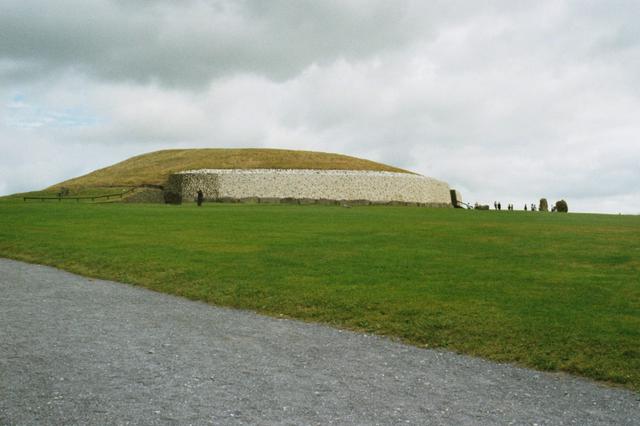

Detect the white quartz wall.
xmin=169 ymin=169 xmax=451 ymax=206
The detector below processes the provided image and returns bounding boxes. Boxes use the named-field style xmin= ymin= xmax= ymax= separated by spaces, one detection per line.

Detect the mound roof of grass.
xmin=50 ymin=148 xmax=412 ymax=189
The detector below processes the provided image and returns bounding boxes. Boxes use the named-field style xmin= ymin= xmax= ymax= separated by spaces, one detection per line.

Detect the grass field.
xmin=0 ymin=199 xmax=638 ymax=391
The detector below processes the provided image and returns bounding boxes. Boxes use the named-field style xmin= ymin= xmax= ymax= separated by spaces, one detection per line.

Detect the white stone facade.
xmin=166 ymin=169 xmax=452 ymax=207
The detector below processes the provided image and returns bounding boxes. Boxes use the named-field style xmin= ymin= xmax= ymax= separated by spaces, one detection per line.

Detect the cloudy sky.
xmin=1 ymin=0 xmax=638 ymax=213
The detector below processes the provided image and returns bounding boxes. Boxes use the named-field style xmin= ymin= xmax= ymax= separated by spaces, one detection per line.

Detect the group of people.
xmin=490 ymin=201 xmax=540 ymax=211
xmin=493 ymin=201 xmax=513 ymax=210
xmin=493 ymin=201 xmax=516 ymax=210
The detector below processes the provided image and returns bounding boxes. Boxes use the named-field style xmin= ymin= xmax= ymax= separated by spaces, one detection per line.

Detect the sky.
xmin=1 ymin=0 xmax=639 ymax=214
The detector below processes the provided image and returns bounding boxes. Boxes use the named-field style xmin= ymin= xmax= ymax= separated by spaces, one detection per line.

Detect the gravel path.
xmin=1 ymin=258 xmax=638 ymax=425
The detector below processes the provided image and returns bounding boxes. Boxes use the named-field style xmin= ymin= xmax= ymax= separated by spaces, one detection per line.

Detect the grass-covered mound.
xmin=0 ymin=200 xmax=638 ymax=391
xmin=49 ymin=148 xmax=411 ymax=190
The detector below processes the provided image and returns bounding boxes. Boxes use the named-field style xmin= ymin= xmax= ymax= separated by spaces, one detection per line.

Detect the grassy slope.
xmin=49 ymin=148 xmax=411 ymax=189
xmin=0 ymin=200 xmax=638 ymax=391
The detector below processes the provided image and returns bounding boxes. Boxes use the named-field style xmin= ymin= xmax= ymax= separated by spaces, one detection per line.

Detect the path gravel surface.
xmin=1 ymin=258 xmax=638 ymax=425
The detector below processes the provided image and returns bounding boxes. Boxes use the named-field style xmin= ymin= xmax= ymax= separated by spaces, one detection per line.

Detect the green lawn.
xmin=0 ymin=200 xmax=638 ymax=390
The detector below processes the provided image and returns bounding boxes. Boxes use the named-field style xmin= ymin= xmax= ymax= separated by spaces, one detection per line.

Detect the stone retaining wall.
xmin=165 ymin=169 xmax=452 ymax=207
xmin=123 ymin=187 xmax=165 ymax=203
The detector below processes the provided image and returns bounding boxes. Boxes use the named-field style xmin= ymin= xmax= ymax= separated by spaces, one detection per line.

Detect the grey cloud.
xmin=0 ymin=0 xmax=439 ymax=86
xmin=2 ymin=0 xmax=638 ymax=87
xmin=1 ymin=0 xmax=563 ymax=87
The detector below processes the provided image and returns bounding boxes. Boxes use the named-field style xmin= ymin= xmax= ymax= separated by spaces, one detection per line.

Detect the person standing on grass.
xmin=197 ymin=189 xmax=204 ymax=207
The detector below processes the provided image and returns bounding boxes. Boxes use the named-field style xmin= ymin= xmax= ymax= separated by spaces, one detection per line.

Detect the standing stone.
xmin=555 ymin=199 xmax=568 ymax=213
xmin=539 ymin=198 xmax=549 ymax=212
xmin=450 ymin=189 xmax=462 ymax=208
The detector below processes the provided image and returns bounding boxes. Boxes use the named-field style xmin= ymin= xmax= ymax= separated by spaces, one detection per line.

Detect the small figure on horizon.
xmin=524 ymin=204 xmax=528 ymax=211
xmin=498 ymin=202 xmax=501 ymax=210
xmin=494 ymin=201 xmax=497 ymax=210
xmin=197 ymin=189 xmax=204 ymax=207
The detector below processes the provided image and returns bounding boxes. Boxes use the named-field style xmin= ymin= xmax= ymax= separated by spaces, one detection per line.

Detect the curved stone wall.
xmin=166 ymin=169 xmax=452 ymax=207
